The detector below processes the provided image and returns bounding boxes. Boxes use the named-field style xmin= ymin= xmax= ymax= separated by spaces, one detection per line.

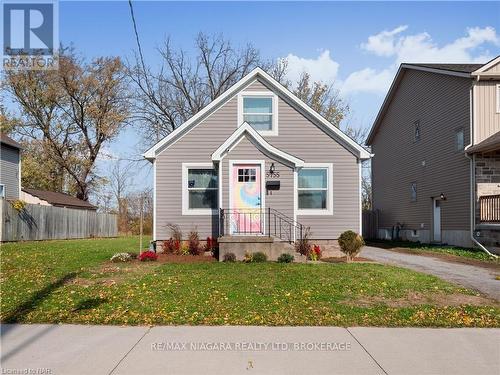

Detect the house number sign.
xmin=266 ymin=163 xmax=280 ymax=178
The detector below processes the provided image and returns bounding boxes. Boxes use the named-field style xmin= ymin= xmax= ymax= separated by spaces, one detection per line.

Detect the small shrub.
xmin=162 ymin=238 xmax=181 ymax=254
xmin=308 ymin=245 xmax=322 ymax=261
xmin=165 ymin=223 xmax=182 ymax=252
xmin=223 ymin=252 xmax=236 ymax=262
xmin=204 ymin=236 xmax=219 ymax=258
xmin=138 ymin=251 xmax=158 ymax=262
xmin=243 ymin=251 xmax=253 ymax=263
xmin=295 ymin=227 xmax=312 ymax=256
xmin=188 ymin=229 xmax=201 ymax=255
xmin=252 ymin=252 xmax=268 ymax=263
xmin=338 ymin=230 xmax=365 ymax=262
xmin=277 ymin=253 xmax=294 ymax=263
xmin=110 ymin=253 xmax=132 ymax=263
xmin=127 ymin=252 xmax=138 ymax=259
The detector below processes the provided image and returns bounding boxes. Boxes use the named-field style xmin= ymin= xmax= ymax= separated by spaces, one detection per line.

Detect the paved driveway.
xmin=1 ymin=324 xmax=499 ymax=375
xmin=362 ymin=246 xmax=500 ymax=300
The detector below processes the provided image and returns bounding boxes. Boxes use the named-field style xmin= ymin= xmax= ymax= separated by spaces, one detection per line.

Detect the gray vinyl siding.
xmin=221 ymin=137 xmax=294 ymax=219
xmin=0 ymin=143 xmax=20 ymax=200
xmin=474 ymin=80 xmax=500 ymax=143
xmin=155 ymin=79 xmax=360 ymax=240
xmin=371 ymin=69 xmax=471 ymax=232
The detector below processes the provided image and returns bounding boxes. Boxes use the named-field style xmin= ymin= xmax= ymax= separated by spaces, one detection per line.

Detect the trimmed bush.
xmin=308 ymin=245 xmax=322 ymax=261
xmin=277 ymin=253 xmax=294 ymax=263
xmin=338 ymin=230 xmax=365 ymax=262
xmin=188 ymin=229 xmax=201 ymax=255
xmin=138 ymin=251 xmax=158 ymax=262
xmin=252 ymin=252 xmax=268 ymax=263
xmin=295 ymin=227 xmax=312 ymax=256
xmin=110 ymin=253 xmax=132 ymax=263
xmin=223 ymin=252 xmax=236 ymax=262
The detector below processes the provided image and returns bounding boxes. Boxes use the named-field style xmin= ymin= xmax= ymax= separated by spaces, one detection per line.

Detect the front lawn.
xmin=1 ymin=237 xmax=498 ymax=327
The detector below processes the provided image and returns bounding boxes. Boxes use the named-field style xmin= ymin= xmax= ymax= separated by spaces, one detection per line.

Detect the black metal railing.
xmin=479 ymin=194 xmax=500 ymax=223
xmin=219 ymin=208 xmax=304 ymax=243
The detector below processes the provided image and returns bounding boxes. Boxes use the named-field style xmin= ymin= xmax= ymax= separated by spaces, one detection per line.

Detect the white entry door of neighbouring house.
xmin=433 ymin=198 xmax=441 ymax=242
xmin=229 ymin=163 xmax=263 ymax=234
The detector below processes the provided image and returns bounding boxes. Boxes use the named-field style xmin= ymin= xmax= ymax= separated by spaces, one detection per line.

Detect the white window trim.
xmin=296 ymin=163 xmax=333 ymax=216
xmin=237 ymin=91 xmax=278 ymax=136
xmin=181 ymin=163 xmax=219 ymax=216
xmin=496 ymin=84 xmax=500 ymax=114
xmin=0 ymin=184 xmax=5 ymax=199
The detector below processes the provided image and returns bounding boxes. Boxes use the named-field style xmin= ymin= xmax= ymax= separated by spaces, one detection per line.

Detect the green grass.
xmin=1 ymin=237 xmax=498 ymax=327
xmin=368 ymin=240 xmax=498 ymax=262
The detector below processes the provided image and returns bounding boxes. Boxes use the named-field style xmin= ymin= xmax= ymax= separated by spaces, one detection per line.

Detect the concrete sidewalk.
xmin=1 ymin=324 xmax=499 ymax=375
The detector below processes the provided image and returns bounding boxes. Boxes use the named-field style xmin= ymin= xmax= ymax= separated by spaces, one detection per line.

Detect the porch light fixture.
xmin=440 ymin=193 xmax=446 ymax=200
xmin=269 ymin=163 xmax=275 ymax=174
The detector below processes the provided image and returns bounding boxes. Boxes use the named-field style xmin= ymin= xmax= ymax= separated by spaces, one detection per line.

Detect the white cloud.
xmin=341 ymin=68 xmax=394 ymax=95
xmin=284 ymin=50 xmax=340 ymax=84
xmin=344 ymin=26 xmax=499 ymax=94
xmin=360 ymin=25 xmax=408 ymax=57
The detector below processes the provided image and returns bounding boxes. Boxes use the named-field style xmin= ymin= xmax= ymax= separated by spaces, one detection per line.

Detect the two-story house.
xmin=367 ymin=56 xmax=500 ymax=254
xmin=144 ymin=67 xmax=371 ymax=260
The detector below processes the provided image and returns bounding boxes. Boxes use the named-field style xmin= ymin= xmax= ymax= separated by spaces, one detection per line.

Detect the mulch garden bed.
xmin=321 ymin=256 xmax=375 ymax=264
xmin=155 ymin=253 xmax=217 ymax=264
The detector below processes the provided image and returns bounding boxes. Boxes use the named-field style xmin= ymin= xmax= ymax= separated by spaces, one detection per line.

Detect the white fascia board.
xmin=144 ymin=66 xmax=371 ymax=161
xmin=471 ymin=56 xmax=500 ymax=75
xmin=212 ymin=122 xmax=305 ymax=167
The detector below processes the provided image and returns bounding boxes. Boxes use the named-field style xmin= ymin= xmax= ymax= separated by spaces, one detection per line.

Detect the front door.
xmin=230 ymin=163 xmax=263 ymax=234
xmin=433 ymin=198 xmax=441 ymax=242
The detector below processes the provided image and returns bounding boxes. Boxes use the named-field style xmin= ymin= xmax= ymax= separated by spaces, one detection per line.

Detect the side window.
xmin=414 ymin=120 xmax=421 ymax=142
xmin=411 ymin=182 xmax=417 ymax=202
xmin=455 ymin=128 xmax=464 ymax=151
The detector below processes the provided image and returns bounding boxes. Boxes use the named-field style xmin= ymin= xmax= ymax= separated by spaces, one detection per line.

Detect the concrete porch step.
xmin=218 ymin=235 xmax=306 ymax=262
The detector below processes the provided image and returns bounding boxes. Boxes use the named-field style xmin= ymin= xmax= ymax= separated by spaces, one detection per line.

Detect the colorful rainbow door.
xmin=230 ymin=164 xmax=263 ymax=234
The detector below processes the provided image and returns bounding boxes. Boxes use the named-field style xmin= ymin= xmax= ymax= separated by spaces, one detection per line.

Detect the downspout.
xmin=466 ymin=81 xmax=498 ymax=258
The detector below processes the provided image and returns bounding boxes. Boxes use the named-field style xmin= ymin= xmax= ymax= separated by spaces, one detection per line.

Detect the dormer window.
xmin=238 ymin=91 xmax=278 ymax=136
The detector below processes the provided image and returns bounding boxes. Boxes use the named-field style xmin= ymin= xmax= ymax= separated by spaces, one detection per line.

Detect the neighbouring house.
xmin=367 ymin=56 xmax=500 ymax=254
xmin=20 ymin=188 xmax=97 ymax=210
xmin=0 ymin=134 xmax=21 ymax=200
xmin=144 ymin=67 xmax=371 ymax=259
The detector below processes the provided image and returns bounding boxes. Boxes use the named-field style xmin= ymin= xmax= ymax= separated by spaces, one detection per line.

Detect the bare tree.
xmin=108 ymin=160 xmax=134 ymax=233
xmin=4 ymin=48 xmax=130 ymax=200
xmin=128 ymin=33 xmax=265 ymax=142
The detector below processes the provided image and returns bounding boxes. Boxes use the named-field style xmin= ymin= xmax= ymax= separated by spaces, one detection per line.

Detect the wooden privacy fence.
xmin=1 ymin=200 xmax=117 ymax=241
xmin=362 ymin=209 xmax=379 ymax=240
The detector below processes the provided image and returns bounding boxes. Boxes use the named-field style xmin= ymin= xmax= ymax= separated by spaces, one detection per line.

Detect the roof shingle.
xmin=404 ymin=63 xmax=483 ymax=74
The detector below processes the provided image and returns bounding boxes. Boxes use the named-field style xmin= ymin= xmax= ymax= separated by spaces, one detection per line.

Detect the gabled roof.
xmin=0 ymin=134 xmax=21 ymax=149
xmin=366 ymin=61 xmax=487 ymax=145
xmin=471 ymin=56 xmax=500 ymax=79
xmin=22 ymin=188 xmax=97 ymax=210
xmin=143 ymin=67 xmax=372 ymax=161
xmin=466 ymin=131 xmax=500 ymax=154
xmin=212 ymin=122 xmax=305 ymax=167
xmin=405 ymin=63 xmax=483 ymax=74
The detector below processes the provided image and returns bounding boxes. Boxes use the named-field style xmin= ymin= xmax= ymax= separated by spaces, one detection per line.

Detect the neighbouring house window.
xmin=0 ymin=184 xmax=4 ymax=198
xmin=496 ymin=84 xmax=500 ymax=113
xmin=183 ymin=165 xmax=218 ymax=214
xmin=456 ymin=128 xmax=464 ymax=151
xmin=238 ymin=168 xmax=256 ymax=182
xmin=411 ymin=182 xmax=417 ymax=202
xmin=238 ymin=92 xmax=278 ymax=135
xmin=297 ymin=165 xmax=332 ymax=214
xmin=414 ymin=120 xmax=421 ymax=142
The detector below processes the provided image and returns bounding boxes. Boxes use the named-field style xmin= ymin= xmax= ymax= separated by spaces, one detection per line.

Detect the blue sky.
xmin=28 ymin=1 xmax=500 ymax=196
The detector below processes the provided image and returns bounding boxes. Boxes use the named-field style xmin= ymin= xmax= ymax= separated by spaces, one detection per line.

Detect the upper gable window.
xmin=238 ymin=91 xmax=278 ymax=136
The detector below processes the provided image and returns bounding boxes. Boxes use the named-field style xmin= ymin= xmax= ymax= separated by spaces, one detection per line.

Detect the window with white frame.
xmin=411 ymin=182 xmax=417 ymax=202
xmin=297 ymin=165 xmax=332 ymax=214
xmin=455 ymin=128 xmax=464 ymax=151
xmin=238 ymin=92 xmax=277 ymax=135
xmin=183 ymin=165 xmax=218 ymax=213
